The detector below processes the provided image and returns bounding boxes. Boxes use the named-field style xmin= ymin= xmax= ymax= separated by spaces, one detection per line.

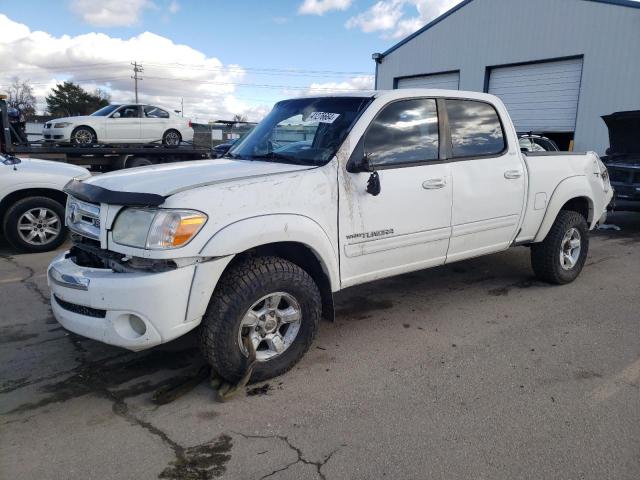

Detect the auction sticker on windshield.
xmin=308 ymin=112 xmax=340 ymax=123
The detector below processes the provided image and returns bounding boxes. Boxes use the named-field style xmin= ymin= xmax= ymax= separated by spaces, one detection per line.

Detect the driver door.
xmin=338 ymin=98 xmax=452 ymax=287
xmin=106 ymin=105 xmax=142 ymax=142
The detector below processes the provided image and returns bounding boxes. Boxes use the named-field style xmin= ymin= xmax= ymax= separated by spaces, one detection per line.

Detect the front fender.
xmin=199 ymin=214 xmax=340 ymax=291
xmin=533 ymin=176 xmax=594 ymax=243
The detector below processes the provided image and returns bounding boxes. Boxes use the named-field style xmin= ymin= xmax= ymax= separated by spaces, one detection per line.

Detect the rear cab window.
xmin=446 ymin=99 xmax=506 ymax=158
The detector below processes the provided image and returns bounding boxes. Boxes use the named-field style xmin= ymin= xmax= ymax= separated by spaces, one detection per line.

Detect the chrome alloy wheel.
xmin=17 ymin=208 xmax=61 ymax=246
xmin=559 ymin=227 xmax=581 ymax=270
xmin=238 ymin=292 xmax=302 ymax=362
xmin=164 ymin=131 xmax=180 ymax=145
xmin=73 ymin=129 xmax=93 ymax=144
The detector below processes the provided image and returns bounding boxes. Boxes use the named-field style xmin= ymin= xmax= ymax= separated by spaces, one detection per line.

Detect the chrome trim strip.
xmin=48 ymin=266 xmax=90 ymax=291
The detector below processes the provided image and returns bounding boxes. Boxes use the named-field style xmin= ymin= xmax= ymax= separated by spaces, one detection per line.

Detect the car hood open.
xmin=78 ymin=158 xmax=315 ymax=200
xmin=602 ymin=111 xmax=640 ymax=157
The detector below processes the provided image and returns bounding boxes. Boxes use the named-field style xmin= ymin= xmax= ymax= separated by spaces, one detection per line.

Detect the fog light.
xmin=129 ymin=315 xmax=147 ymax=336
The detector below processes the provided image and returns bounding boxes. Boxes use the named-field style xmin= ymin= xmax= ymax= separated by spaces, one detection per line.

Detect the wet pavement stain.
xmin=246 ymin=383 xmax=271 ymax=397
xmin=7 ymin=346 xmax=203 ymax=414
xmin=159 ymin=434 xmax=232 ymax=480
xmin=0 ymin=324 xmax=38 ymax=344
xmin=335 ymin=296 xmax=394 ymax=319
xmin=574 ymin=369 xmax=602 ymax=380
xmin=488 ymin=278 xmax=547 ymax=296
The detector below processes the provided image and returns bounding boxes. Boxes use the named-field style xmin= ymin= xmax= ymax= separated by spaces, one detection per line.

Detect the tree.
xmin=232 ymin=114 xmax=248 ymax=123
xmin=45 ymin=81 xmax=110 ymax=117
xmin=7 ymin=78 xmax=37 ymax=120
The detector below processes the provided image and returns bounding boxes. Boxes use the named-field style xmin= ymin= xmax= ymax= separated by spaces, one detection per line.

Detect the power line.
xmin=5 ymin=60 xmax=371 ymax=78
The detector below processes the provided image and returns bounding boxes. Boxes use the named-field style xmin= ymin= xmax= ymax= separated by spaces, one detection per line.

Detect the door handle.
xmin=504 ymin=170 xmax=523 ymax=179
xmin=422 ymin=178 xmax=446 ymax=189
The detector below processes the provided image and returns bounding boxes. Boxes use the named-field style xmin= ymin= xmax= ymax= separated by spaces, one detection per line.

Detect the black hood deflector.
xmin=602 ymin=111 xmax=640 ymax=156
xmin=64 ymin=179 xmax=165 ymax=206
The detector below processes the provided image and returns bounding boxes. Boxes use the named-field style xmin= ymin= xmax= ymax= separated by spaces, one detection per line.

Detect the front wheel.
xmin=531 ymin=210 xmax=589 ymax=284
xmin=2 ymin=196 xmax=67 ymax=253
xmin=71 ymin=126 xmax=96 ymax=145
xmin=200 ymin=256 xmax=321 ymax=383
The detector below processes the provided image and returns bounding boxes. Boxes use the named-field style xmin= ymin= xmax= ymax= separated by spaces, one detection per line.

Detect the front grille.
xmin=44 ymin=134 xmax=51 ymax=139
xmin=66 ymin=197 xmax=101 ymax=241
xmin=54 ymin=295 xmax=106 ymax=318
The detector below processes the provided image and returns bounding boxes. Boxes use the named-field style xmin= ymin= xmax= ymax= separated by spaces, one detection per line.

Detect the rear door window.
xmin=446 ymin=99 xmax=506 ymax=158
xmin=144 ymin=106 xmax=170 ymax=118
xmin=365 ymin=98 xmax=439 ymax=167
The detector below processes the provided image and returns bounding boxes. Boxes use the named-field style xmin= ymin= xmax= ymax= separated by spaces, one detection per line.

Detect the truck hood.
xmin=82 ymin=159 xmax=315 ymax=197
xmin=602 ymin=111 xmax=640 ymax=157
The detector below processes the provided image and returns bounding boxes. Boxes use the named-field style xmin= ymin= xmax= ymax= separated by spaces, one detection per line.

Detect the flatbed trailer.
xmin=1 ymin=98 xmax=211 ymax=170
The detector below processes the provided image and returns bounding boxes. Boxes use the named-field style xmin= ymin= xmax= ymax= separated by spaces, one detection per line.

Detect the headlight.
xmin=112 ymin=208 xmax=207 ymax=249
xmin=53 ymin=122 xmax=73 ymax=128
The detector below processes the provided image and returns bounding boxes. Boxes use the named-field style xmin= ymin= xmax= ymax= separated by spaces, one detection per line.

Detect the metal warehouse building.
xmin=373 ymin=0 xmax=640 ymax=154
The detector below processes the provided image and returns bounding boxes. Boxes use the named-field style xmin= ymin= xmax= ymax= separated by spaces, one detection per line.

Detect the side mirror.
xmin=348 ymin=153 xmax=373 ymax=173
xmin=112 ymin=112 xmax=121 ymax=118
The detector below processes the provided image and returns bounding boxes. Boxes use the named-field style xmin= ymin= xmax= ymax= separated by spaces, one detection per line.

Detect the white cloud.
xmin=0 ymin=14 xmax=269 ymax=122
xmin=168 ymin=0 xmax=180 ymax=14
xmin=298 ymin=0 xmax=352 ymax=16
xmin=285 ymin=75 xmax=375 ymax=97
xmin=346 ymin=0 xmax=460 ymax=39
xmin=70 ymin=0 xmax=154 ymax=27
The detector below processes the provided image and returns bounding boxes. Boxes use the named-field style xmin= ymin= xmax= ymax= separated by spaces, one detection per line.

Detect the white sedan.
xmin=43 ymin=104 xmax=194 ymax=146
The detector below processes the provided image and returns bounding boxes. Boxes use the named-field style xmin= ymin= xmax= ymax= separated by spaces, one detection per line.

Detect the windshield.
xmin=228 ymin=96 xmax=372 ymax=165
xmin=91 ymin=104 xmax=121 ymax=116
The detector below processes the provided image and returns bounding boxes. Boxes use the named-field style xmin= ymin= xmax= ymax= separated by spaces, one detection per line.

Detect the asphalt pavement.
xmin=1 ymin=212 xmax=639 ymax=480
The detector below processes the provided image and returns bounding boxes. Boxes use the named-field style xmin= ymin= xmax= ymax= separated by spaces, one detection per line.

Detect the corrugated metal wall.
xmin=376 ymin=0 xmax=640 ymax=154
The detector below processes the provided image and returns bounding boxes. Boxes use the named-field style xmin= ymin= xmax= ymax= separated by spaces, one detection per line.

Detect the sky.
xmin=0 ymin=0 xmax=462 ymax=122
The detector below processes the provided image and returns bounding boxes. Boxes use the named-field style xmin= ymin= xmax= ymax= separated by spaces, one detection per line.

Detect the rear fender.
xmin=533 ymin=176 xmax=594 ymax=242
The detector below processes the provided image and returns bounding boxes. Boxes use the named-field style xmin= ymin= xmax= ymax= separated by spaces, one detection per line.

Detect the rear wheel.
xmin=2 ymin=196 xmax=67 ymax=253
xmin=200 ymin=256 xmax=321 ymax=383
xmin=71 ymin=126 xmax=96 ymax=145
xmin=162 ymin=129 xmax=181 ymax=146
xmin=531 ymin=210 xmax=589 ymax=284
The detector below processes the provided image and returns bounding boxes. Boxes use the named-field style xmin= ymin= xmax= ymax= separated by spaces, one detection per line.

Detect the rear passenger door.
xmin=142 ymin=105 xmax=170 ymax=142
xmin=445 ymin=99 xmax=526 ymax=262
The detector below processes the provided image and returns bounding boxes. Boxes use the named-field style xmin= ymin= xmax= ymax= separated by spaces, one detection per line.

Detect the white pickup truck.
xmin=48 ymin=90 xmax=612 ymax=383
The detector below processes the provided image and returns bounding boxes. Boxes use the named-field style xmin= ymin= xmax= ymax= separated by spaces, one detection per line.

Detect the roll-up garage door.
xmin=396 ymin=71 xmax=460 ymax=90
xmin=488 ymin=58 xmax=583 ymax=133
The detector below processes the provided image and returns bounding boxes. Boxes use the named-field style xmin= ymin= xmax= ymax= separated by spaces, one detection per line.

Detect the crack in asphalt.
xmin=1 ymin=254 xmax=232 ymax=479
xmin=1 ymin=254 xmax=50 ymax=305
xmin=233 ymin=431 xmax=343 ymax=480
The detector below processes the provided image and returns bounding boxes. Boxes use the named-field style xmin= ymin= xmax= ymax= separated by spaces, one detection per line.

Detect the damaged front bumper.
xmin=47 ymin=246 xmax=232 ymax=351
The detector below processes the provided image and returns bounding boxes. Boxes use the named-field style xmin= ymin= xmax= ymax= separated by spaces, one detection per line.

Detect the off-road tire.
xmin=2 ymin=196 xmax=67 ymax=253
xmin=200 ymin=256 xmax=321 ymax=384
xmin=531 ymin=210 xmax=589 ymax=285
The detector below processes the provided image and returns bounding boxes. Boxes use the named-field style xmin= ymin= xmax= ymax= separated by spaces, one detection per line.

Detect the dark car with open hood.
xmin=601 ymin=111 xmax=640 ymax=211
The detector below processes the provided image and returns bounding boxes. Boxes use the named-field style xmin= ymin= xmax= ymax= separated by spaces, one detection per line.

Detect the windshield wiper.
xmin=246 ymin=152 xmax=314 ymax=165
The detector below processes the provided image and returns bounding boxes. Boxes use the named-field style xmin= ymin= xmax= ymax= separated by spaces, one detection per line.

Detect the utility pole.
xmin=131 ymin=61 xmax=144 ymax=103
xmin=181 ymin=98 xmax=184 ymax=117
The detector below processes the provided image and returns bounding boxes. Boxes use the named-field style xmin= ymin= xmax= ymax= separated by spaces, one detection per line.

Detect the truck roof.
xmin=295 ymin=89 xmax=500 ymax=103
